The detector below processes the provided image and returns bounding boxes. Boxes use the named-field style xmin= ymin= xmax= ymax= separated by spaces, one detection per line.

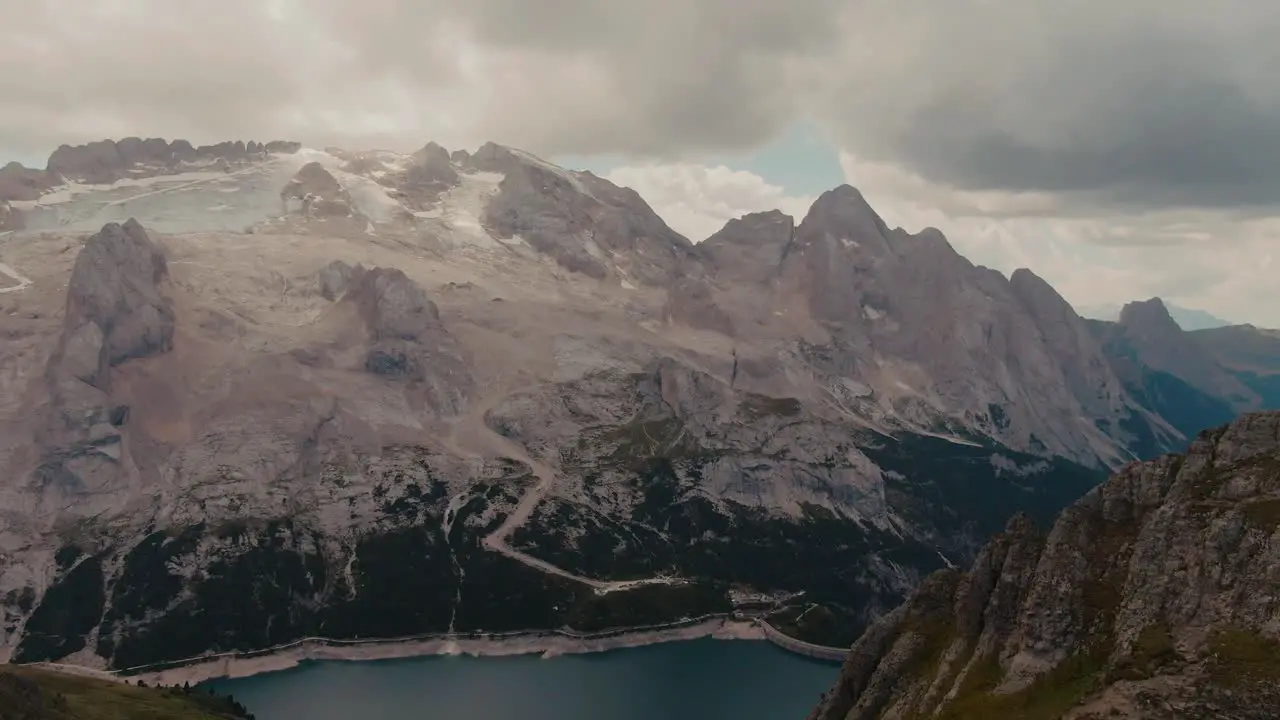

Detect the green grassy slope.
xmin=0 ymin=665 xmax=253 ymax=720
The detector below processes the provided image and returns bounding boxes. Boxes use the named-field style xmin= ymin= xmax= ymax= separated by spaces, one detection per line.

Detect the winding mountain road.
xmin=447 ymin=388 xmax=683 ymax=595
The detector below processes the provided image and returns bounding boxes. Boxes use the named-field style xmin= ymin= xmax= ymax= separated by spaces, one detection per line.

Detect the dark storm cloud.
xmin=824 ymin=1 xmax=1280 ymax=207
xmin=0 ymin=0 xmax=844 ymax=161
xmin=5 ymin=0 xmax=1280 ymax=209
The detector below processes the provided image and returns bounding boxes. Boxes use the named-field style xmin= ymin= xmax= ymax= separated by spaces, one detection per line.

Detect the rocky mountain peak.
xmin=699 ymin=210 xmax=794 ymax=285
xmin=30 ymin=220 xmax=175 ymax=510
xmin=481 ymin=148 xmax=697 ymax=286
xmin=280 ymin=162 xmax=357 ymax=218
xmin=468 ymin=141 xmax=520 ymax=173
xmin=1118 ymin=297 xmax=1183 ymax=337
xmin=809 ymin=411 xmax=1280 ymax=719
xmin=412 ymin=141 xmax=451 ymax=165
xmin=796 ymin=184 xmax=892 ymax=247
xmin=63 ymin=218 xmax=174 ymax=379
xmin=43 ymin=137 xmax=299 ymax=185
xmin=402 ymin=140 xmax=461 ymax=203
xmin=0 ymin=162 xmax=57 ymax=203
xmin=1007 ymin=267 xmax=1055 ymax=300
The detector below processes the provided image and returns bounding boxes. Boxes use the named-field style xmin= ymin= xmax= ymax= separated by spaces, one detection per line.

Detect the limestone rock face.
xmin=482 ymin=145 xmax=699 ymax=285
xmin=264 ymin=140 xmax=302 ymax=154
xmin=27 ymin=220 xmax=175 ymax=519
xmin=61 ymin=218 xmax=174 ymax=387
xmin=44 ymin=137 xmax=300 ymax=184
xmin=808 ymin=411 xmax=1280 ymax=720
xmin=698 ymin=209 xmax=793 ymax=285
xmin=280 ymin=162 xmax=356 ymax=218
xmin=403 ymin=142 xmax=460 ymax=202
xmin=317 ymin=259 xmax=362 ymax=301
xmin=343 ymin=266 xmax=474 ymax=414
xmin=467 ymin=141 xmax=521 ymax=174
xmin=0 ymin=162 xmax=57 ymax=202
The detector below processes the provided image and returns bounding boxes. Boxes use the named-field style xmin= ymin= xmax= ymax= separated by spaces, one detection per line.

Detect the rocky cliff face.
xmin=280 ymin=162 xmax=358 ymax=218
xmin=808 ymin=411 xmax=1280 ymax=720
xmin=44 ymin=137 xmax=299 ymax=185
xmin=0 ymin=162 xmax=58 ymax=202
xmin=481 ymin=144 xmax=700 ymax=285
xmin=344 ymin=266 xmax=474 ymax=413
xmin=32 ymin=219 xmax=174 ymax=518
xmin=763 ymin=186 xmax=1171 ymax=467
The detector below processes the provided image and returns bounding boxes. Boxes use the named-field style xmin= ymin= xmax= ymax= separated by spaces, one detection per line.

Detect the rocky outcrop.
xmin=44 ymin=137 xmax=300 ymax=184
xmin=58 ymin=219 xmax=174 ymax=388
xmin=0 ymin=162 xmax=58 ymax=202
xmin=362 ymin=141 xmax=462 ymax=211
xmin=482 ymin=145 xmax=700 ymax=285
xmin=698 ymin=209 xmax=794 ymax=285
xmin=343 ymin=266 xmax=473 ymax=414
xmin=316 ymin=259 xmax=363 ymax=301
xmin=265 ymin=140 xmax=302 ymax=154
xmin=32 ymin=219 xmax=174 ymax=510
xmin=809 ymin=411 xmax=1280 ymax=720
xmin=280 ymin=162 xmax=356 ymax=218
xmin=404 ymin=142 xmax=460 ymax=201
xmin=0 ymin=201 xmax=22 ymax=232
xmin=468 ymin=141 xmax=520 ymax=174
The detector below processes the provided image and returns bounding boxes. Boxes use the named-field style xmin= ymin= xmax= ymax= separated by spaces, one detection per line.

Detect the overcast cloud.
xmin=3 ymin=0 xmax=1279 ymax=323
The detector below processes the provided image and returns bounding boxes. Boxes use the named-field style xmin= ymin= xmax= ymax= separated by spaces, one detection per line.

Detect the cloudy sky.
xmin=4 ymin=0 xmax=1279 ymax=325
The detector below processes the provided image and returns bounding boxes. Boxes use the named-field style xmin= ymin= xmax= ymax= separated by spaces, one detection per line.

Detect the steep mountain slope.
xmin=808 ymin=411 xmax=1280 ymax=720
xmin=0 ymin=136 xmax=1229 ymax=674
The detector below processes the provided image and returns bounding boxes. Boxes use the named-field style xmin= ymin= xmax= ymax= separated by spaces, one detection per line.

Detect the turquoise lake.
xmin=207 ymin=638 xmax=839 ymax=720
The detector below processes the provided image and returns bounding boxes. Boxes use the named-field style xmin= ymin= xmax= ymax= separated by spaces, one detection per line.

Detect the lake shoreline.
xmin=127 ymin=617 xmax=769 ymax=686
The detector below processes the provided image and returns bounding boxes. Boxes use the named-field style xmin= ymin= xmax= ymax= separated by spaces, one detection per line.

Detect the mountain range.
xmin=0 ymin=137 xmax=1277 ymax=674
